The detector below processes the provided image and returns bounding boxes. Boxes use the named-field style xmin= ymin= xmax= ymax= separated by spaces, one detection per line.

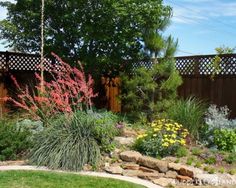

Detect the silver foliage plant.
xmin=205 ymin=104 xmax=236 ymax=130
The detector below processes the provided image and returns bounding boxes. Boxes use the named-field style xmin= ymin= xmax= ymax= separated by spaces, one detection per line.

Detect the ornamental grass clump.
xmin=134 ymin=119 xmax=189 ymax=157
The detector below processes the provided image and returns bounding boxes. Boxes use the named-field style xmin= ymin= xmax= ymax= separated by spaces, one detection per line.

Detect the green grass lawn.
xmin=0 ymin=170 xmax=146 ymax=188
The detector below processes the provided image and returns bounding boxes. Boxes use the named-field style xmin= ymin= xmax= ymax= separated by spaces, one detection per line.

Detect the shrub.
xmin=186 ymin=157 xmax=195 ymax=165
xmin=29 ymin=112 xmax=101 ymax=171
xmin=224 ymin=152 xmax=236 ymax=164
xmin=218 ymin=167 xmax=225 ymax=174
xmin=86 ymin=110 xmax=121 ymax=153
xmin=194 ymin=161 xmax=202 ymax=168
xmin=134 ymin=119 xmax=189 ymax=157
xmin=228 ymin=169 xmax=236 ymax=175
xmin=204 ymin=156 xmax=216 ymax=165
xmin=167 ymin=97 xmax=206 ymax=139
xmin=0 ymin=120 xmax=32 ymax=161
xmin=121 ymin=59 xmax=182 ymax=122
xmin=176 ymin=146 xmax=188 ymax=158
xmin=213 ymin=129 xmax=236 ymax=152
xmin=4 ymin=53 xmax=97 ymax=124
xmin=191 ymin=147 xmax=202 ymax=156
xmin=205 ymin=105 xmax=233 ymax=129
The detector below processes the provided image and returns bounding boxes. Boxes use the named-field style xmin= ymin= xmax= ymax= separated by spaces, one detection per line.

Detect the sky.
xmin=0 ymin=0 xmax=236 ymax=56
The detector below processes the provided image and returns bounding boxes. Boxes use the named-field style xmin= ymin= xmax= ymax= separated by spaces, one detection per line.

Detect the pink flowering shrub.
xmin=5 ymin=52 xmax=97 ymax=121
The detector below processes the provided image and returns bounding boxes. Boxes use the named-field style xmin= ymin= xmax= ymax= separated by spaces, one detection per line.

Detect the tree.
xmin=0 ymin=0 xmax=172 ymax=76
xmin=215 ymin=45 xmax=235 ymax=54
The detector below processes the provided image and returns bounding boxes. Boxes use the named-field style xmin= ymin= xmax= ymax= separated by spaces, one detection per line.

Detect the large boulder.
xmin=138 ymin=156 xmax=168 ymax=173
xmin=120 ymin=151 xmax=142 ymax=163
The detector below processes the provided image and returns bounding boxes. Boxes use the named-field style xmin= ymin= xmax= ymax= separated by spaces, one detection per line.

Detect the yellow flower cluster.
xmin=137 ymin=119 xmax=189 ymax=148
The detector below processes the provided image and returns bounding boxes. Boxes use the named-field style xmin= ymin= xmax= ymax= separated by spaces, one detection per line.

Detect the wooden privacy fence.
xmin=0 ymin=51 xmax=236 ymax=117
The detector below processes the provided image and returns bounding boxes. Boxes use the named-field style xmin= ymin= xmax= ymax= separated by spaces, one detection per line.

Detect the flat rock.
xmin=179 ymin=166 xmax=203 ymax=178
xmin=138 ymin=172 xmax=164 ymax=180
xmin=105 ymin=166 xmax=123 ymax=175
xmin=169 ymin=162 xmax=183 ymax=171
xmin=139 ymin=166 xmax=156 ymax=173
xmin=176 ymin=175 xmax=192 ymax=182
xmin=138 ymin=156 xmax=168 ymax=173
xmin=122 ymin=128 xmax=137 ymax=137
xmin=123 ymin=163 xmax=140 ymax=170
xmin=165 ymin=170 xmax=178 ymax=179
xmin=114 ymin=137 xmax=135 ymax=146
xmin=120 ymin=151 xmax=142 ymax=163
xmin=122 ymin=170 xmax=141 ymax=177
xmin=152 ymin=177 xmax=176 ymax=187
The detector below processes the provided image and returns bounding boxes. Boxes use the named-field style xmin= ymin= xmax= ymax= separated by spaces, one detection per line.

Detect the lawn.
xmin=0 ymin=171 xmax=146 ymax=188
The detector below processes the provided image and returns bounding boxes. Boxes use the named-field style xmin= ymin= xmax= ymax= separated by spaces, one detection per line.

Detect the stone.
xmin=114 ymin=137 xmax=135 ymax=146
xmin=123 ymin=163 xmax=140 ymax=170
xmin=138 ymin=172 xmax=164 ymax=180
xmin=162 ymin=156 xmax=178 ymax=163
xmin=139 ymin=166 xmax=156 ymax=173
xmin=169 ymin=162 xmax=182 ymax=171
xmin=122 ymin=128 xmax=137 ymax=137
xmin=119 ymin=151 xmax=142 ymax=163
xmin=165 ymin=170 xmax=178 ymax=179
xmin=176 ymin=175 xmax=192 ymax=182
xmin=152 ymin=177 xmax=176 ymax=187
xmin=179 ymin=167 xmax=194 ymax=178
xmin=179 ymin=166 xmax=203 ymax=178
xmin=122 ymin=170 xmax=141 ymax=177
xmin=83 ymin=164 xmax=92 ymax=171
xmin=138 ymin=156 xmax=168 ymax=173
xmin=105 ymin=166 xmax=123 ymax=174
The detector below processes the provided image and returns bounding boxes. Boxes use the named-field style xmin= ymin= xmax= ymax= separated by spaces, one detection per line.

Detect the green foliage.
xmin=210 ymin=45 xmax=235 ymax=80
xmin=215 ymin=45 xmax=235 ymax=54
xmin=186 ymin=157 xmax=195 ymax=166
xmin=29 ymin=112 xmax=101 ymax=171
xmin=86 ymin=110 xmax=121 ymax=153
xmin=208 ymin=167 xmax=216 ymax=174
xmin=122 ymin=59 xmax=182 ymax=121
xmin=194 ymin=161 xmax=202 ymax=168
xmin=204 ymin=156 xmax=216 ymax=165
xmin=134 ymin=119 xmax=188 ymax=157
xmin=228 ymin=169 xmax=236 ymax=175
xmin=191 ymin=147 xmax=202 ymax=156
xmin=213 ymin=129 xmax=236 ymax=152
xmin=176 ymin=146 xmax=188 ymax=158
xmin=0 ymin=0 xmax=172 ymax=76
xmin=224 ymin=152 xmax=236 ymax=164
xmin=0 ymin=120 xmax=32 ymax=161
xmin=167 ymin=97 xmax=206 ymax=139
xmin=218 ymin=167 xmax=225 ymax=174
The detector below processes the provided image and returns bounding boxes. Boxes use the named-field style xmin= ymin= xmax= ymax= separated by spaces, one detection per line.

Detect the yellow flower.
xmin=180 ymin=139 xmax=186 ymax=145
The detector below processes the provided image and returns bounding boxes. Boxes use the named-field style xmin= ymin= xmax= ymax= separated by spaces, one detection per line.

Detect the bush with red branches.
xmin=4 ymin=53 xmax=97 ymax=122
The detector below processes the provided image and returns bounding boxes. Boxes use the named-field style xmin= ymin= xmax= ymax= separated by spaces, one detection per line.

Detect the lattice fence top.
xmin=0 ymin=51 xmax=236 ymax=76
xmin=175 ymin=54 xmax=236 ymax=75
xmin=0 ymin=51 xmax=60 ymax=71
xmin=133 ymin=54 xmax=236 ymax=76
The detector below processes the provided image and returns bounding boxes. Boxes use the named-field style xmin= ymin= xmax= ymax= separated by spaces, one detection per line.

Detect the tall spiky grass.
xmin=29 ymin=112 xmax=101 ymax=171
xmin=167 ymin=97 xmax=207 ymax=139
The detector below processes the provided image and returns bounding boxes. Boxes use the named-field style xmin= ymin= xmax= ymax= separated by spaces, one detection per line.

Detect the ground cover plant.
xmin=0 ymin=171 xmax=145 ymax=188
